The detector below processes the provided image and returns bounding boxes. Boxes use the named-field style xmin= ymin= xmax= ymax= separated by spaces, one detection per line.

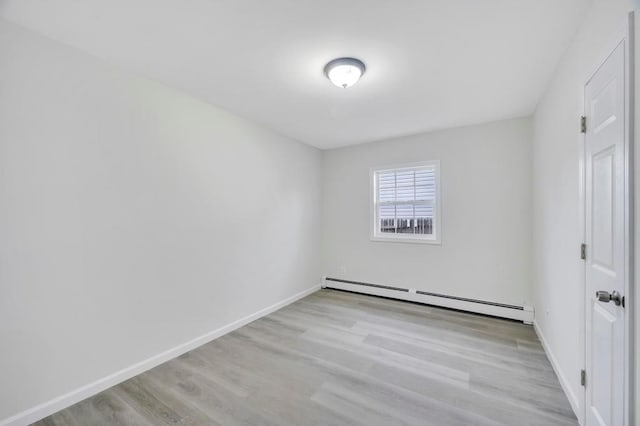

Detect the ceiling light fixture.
xmin=324 ymin=57 xmax=366 ymax=89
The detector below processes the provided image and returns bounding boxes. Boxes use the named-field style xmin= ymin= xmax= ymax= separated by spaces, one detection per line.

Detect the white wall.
xmin=0 ymin=19 xmax=322 ymax=423
xmin=322 ymin=117 xmax=533 ymax=307
xmin=531 ymin=0 xmax=638 ymax=423
xmin=636 ymin=9 xmax=640 ymax=421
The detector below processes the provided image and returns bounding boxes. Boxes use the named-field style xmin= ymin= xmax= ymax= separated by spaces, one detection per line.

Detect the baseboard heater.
xmin=322 ymin=277 xmax=534 ymax=324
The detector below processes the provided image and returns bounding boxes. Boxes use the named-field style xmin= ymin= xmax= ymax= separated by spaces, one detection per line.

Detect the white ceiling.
xmin=0 ymin=0 xmax=590 ymax=149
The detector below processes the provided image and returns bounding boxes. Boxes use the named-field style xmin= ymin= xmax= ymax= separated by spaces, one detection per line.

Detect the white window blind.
xmin=372 ymin=162 xmax=440 ymax=243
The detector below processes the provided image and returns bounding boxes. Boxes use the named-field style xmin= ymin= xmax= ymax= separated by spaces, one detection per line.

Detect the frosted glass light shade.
xmin=324 ymin=58 xmax=366 ymax=88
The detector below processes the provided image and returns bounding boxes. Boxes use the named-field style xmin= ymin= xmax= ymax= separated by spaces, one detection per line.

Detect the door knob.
xmin=596 ymin=290 xmax=623 ymax=306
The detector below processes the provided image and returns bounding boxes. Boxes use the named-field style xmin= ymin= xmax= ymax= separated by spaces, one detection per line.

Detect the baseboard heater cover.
xmin=324 ymin=277 xmax=409 ymax=292
xmin=323 ymin=277 xmax=534 ymax=324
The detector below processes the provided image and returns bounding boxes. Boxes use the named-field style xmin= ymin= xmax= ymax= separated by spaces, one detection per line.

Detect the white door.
xmin=584 ymin=40 xmax=627 ymax=426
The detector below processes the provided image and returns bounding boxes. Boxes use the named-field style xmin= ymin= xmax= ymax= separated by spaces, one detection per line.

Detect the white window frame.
xmin=370 ymin=160 xmax=441 ymax=244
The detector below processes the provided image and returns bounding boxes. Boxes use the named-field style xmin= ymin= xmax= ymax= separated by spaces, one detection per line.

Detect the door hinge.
xmin=580 ymin=116 xmax=587 ymax=133
xmin=581 ymin=369 xmax=586 ymax=387
xmin=580 ymin=243 xmax=587 ymax=260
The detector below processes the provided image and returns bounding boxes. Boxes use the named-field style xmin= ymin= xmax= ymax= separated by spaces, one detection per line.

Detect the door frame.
xmin=579 ymin=12 xmax=635 ymax=426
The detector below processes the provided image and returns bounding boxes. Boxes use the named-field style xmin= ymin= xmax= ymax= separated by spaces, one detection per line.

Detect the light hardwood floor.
xmin=35 ymin=289 xmax=578 ymax=425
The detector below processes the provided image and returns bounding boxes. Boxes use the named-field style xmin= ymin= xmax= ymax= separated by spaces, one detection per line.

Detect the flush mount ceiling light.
xmin=324 ymin=57 xmax=366 ymax=89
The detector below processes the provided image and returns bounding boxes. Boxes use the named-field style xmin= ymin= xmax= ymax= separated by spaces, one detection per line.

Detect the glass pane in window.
xmin=395 ymin=170 xmax=415 ymax=202
xmin=395 ymin=204 xmax=414 ymax=234
xmin=415 ymin=203 xmax=433 ymax=235
xmin=379 ymin=204 xmax=396 ymax=233
xmin=378 ymin=172 xmax=396 ymax=203
xmin=415 ymin=169 xmax=436 ymax=201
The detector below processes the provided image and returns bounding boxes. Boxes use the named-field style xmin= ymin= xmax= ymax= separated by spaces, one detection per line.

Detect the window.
xmin=371 ymin=161 xmax=440 ymax=243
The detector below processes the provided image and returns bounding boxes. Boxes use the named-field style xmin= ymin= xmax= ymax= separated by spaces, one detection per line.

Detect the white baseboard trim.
xmin=533 ymin=321 xmax=583 ymax=425
xmin=0 ymin=284 xmax=321 ymax=426
xmin=323 ymin=278 xmax=534 ymax=323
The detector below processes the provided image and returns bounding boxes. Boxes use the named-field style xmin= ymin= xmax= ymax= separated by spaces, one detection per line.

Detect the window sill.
xmin=370 ymin=236 xmax=441 ymax=245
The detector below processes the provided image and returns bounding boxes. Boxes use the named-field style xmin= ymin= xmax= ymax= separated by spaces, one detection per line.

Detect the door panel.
xmin=591 ymin=303 xmax=615 ymax=425
xmin=591 ymin=147 xmax=615 ymax=272
xmin=584 ymin=40 xmax=626 ymax=426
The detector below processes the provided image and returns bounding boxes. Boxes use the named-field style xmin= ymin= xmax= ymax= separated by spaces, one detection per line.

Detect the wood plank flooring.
xmin=34 ymin=289 xmax=578 ymax=425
